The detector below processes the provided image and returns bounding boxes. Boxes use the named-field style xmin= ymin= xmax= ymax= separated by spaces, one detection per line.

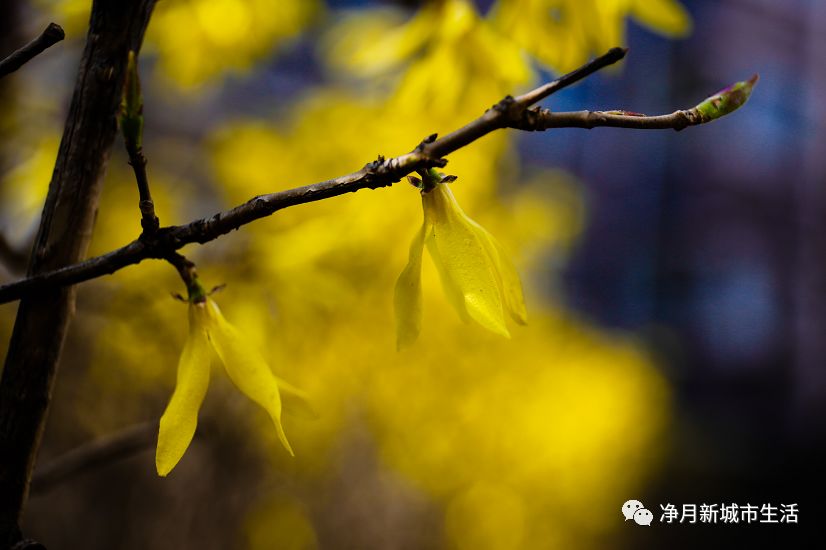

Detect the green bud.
xmin=419 ymin=168 xmax=457 ymax=193
xmin=186 ymin=276 xmax=208 ymax=304
xmin=120 ymin=50 xmax=144 ymax=151
xmin=694 ymin=74 xmax=758 ymax=122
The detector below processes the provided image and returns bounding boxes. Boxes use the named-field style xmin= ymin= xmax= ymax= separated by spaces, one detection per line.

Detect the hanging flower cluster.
xmin=395 ymin=169 xmax=527 ymax=349
xmin=156 ymin=280 xmax=305 ymax=476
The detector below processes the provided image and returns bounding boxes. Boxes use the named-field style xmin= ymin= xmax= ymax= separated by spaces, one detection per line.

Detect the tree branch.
xmin=120 ymin=51 xmax=159 ymax=234
xmin=0 ymin=2 xmax=157 ymax=547
xmin=0 ymin=23 xmax=64 ymax=79
xmin=128 ymin=149 xmax=159 ymax=233
xmin=513 ymin=47 xmax=628 ymax=107
xmin=419 ymin=46 xmax=628 ymax=159
xmin=0 ymin=51 xmax=756 ymax=307
xmin=30 ymin=423 xmax=156 ymax=495
xmin=513 ymin=107 xmax=704 ymax=131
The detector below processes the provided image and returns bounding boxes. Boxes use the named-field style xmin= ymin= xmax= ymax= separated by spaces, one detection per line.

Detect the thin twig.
xmin=121 ymin=51 xmax=159 ymax=234
xmin=164 ymin=251 xmax=198 ymax=291
xmin=0 ymin=23 xmax=64 ymax=79
xmin=514 ymin=47 xmax=628 ymax=107
xmin=30 ymin=422 xmax=156 ymax=494
xmin=512 ymin=107 xmax=705 ymax=132
xmin=127 ymin=147 xmax=160 ymax=233
xmin=0 ymin=49 xmax=746 ymax=305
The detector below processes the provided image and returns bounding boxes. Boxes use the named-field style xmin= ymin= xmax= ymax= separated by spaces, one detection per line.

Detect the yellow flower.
xmin=156 ymin=294 xmax=305 ymax=476
xmin=490 ymin=0 xmax=691 ymax=73
xmin=395 ymin=171 xmax=527 ymax=349
xmin=39 ymin=0 xmax=320 ymax=89
xmin=322 ymin=0 xmax=532 ymax=117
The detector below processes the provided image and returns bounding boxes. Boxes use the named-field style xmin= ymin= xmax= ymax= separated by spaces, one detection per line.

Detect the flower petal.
xmin=467 ymin=219 xmax=527 ymax=325
xmin=323 ymin=5 xmax=437 ymax=77
xmin=423 ymin=184 xmax=509 ymax=337
xmin=205 ymin=300 xmax=294 ymax=456
xmin=394 ymin=222 xmax=427 ymax=349
xmin=156 ymin=303 xmax=212 ymax=477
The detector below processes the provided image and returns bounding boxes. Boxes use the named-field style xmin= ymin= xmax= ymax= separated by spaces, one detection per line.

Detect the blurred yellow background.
xmin=0 ymin=1 xmax=692 ymax=548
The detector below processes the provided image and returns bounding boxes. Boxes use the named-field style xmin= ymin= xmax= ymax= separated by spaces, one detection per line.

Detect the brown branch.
xmin=0 ymin=23 xmax=64 ymax=79
xmin=29 ymin=423 xmax=156 ymax=495
xmin=128 ymin=148 xmax=160 ymax=233
xmin=0 ymin=49 xmax=752 ymax=307
xmin=0 ymin=241 xmax=149 ymax=302
xmin=513 ymin=47 xmax=628 ymax=107
xmin=419 ymin=46 xmax=628 ymax=159
xmin=164 ymin=251 xmax=200 ymax=298
xmin=0 ymin=1 xmax=157 ymax=547
xmin=121 ymin=51 xmax=159 ymax=233
xmin=512 ymin=107 xmax=705 ymax=131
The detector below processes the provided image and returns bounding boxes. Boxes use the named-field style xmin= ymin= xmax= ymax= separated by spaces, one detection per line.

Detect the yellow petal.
xmin=205 ymin=300 xmax=294 ymax=456
xmin=423 ymin=184 xmax=509 ymax=337
xmin=322 ymin=5 xmax=436 ymax=77
xmin=156 ymin=303 xmax=212 ymax=477
xmin=394 ymin=222 xmax=427 ymax=350
xmin=469 ymin=219 xmax=528 ymax=325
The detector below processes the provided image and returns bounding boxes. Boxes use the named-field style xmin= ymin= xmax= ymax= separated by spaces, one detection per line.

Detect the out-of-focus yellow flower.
xmin=156 ymin=287 xmax=307 ymax=476
xmin=395 ymin=170 xmax=527 ymax=348
xmin=0 ymin=135 xmax=57 ymax=245
xmin=149 ymin=0 xmax=320 ymax=88
xmin=491 ymin=0 xmax=691 ymax=72
xmin=36 ymin=0 xmax=320 ymax=89
xmin=324 ymin=0 xmax=532 ymax=118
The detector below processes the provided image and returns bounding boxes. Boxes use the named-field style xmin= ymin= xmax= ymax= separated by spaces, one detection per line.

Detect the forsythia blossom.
xmin=395 ymin=170 xmax=527 ymax=349
xmin=156 ymin=286 xmax=304 ymax=476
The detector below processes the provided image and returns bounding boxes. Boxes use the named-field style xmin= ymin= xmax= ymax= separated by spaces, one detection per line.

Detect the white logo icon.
xmin=633 ymin=508 xmax=653 ymax=526
xmin=622 ymin=499 xmax=653 ymax=526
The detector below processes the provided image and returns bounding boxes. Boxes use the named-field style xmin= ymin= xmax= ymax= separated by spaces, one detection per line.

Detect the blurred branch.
xmin=0 ymin=23 xmax=64 ymax=79
xmin=30 ymin=422 xmax=156 ymax=494
xmin=0 ymin=49 xmax=757 ymax=306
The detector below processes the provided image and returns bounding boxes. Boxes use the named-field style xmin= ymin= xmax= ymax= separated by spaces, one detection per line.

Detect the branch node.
xmin=139 ymin=200 xmax=160 ymax=234
xmin=492 ymin=95 xmax=516 ymax=114
xmin=364 ymin=154 xmax=386 ymax=172
xmin=416 ymin=133 xmax=438 ymax=151
xmin=512 ymin=106 xmax=548 ymax=131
